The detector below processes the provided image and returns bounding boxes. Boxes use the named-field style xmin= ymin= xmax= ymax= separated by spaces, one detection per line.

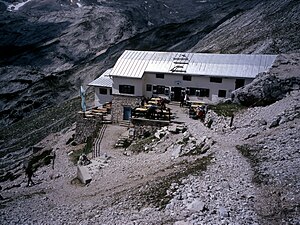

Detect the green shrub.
xmin=209 ymin=103 xmax=246 ymax=117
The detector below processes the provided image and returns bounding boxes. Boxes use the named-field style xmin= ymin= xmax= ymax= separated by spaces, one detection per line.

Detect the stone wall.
xmin=111 ymin=95 xmax=142 ymax=123
xmin=131 ymin=118 xmax=170 ymax=127
xmin=74 ymin=113 xmax=101 ymax=144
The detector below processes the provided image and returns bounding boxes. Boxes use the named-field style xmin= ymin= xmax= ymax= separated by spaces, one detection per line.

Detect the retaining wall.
xmin=111 ymin=95 xmax=142 ymax=123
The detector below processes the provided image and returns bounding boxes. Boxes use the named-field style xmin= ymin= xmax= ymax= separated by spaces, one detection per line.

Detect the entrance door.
xmin=172 ymin=87 xmax=184 ymax=101
xmin=123 ymin=106 xmax=131 ymax=120
xmin=235 ymin=79 xmax=245 ymax=89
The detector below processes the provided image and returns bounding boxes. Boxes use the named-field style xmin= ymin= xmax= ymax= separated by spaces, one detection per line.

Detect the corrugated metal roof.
xmin=110 ymin=51 xmax=156 ymax=78
xmin=88 ymin=69 xmax=113 ymax=87
xmin=109 ymin=50 xmax=277 ymax=79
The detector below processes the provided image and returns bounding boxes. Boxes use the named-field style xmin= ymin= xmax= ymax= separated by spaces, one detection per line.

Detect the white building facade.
xmin=89 ymin=50 xmax=277 ymax=122
xmin=88 ymin=69 xmax=113 ymax=107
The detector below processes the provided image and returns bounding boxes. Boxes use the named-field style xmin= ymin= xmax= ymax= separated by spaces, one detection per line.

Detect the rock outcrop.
xmin=190 ymin=0 xmax=300 ymax=54
xmin=232 ymin=53 xmax=300 ymax=106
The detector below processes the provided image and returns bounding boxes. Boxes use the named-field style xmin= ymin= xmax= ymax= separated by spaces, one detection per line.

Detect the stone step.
xmin=168 ymin=101 xmax=180 ymax=106
xmin=119 ymin=120 xmax=131 ymax=127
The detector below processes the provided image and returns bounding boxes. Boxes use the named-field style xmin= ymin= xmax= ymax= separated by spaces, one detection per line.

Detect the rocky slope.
xmin=0 ymin=88 xmax=299 ymax=224
xmin=190 ymin=0 xmax=300 ymax=54
xmin=232 ymin=53 xmax=300 ymax=106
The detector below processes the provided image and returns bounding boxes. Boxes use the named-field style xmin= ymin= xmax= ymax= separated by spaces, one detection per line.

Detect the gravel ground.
xmin=1 ymin=92 xmax=300 ymax=224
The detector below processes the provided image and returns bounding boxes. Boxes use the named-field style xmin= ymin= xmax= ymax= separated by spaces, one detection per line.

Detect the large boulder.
xmin=232 ymin=54 xmax=300 ymax=106
xmin=77 ymin=165 xmax=92 ymax=185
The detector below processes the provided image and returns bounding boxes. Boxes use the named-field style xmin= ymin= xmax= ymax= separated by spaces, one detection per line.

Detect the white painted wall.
xmin=112 ymin=77 xmax=144 ymax=96
xmin=94 ymin=87 xmax=112 ymax=107
xmin=143 ymin=72 xmax=253 ymax=100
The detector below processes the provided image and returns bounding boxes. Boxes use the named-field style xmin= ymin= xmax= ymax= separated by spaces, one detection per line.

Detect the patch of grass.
xmin=209 ymin=103 xmax=246 ymax=117
xmin=176 ymin=135 xmax=190 ymax=146
xmin=23 ymin=190 xmax=47 ymax=199
xmin=141 ymin=154 xmax=214 ymax=209
xmin=236 ymin=144 xmax=269 ymax=185
xmin=70 ymin=123 xmax=102 ymax=164
xmin=70 ymin=177 xmax=85 ymax=187
xmin=69 ymin=137 xmax=92 ymax=165
xmin=29 ymin=148 xmax=53 ymax=170
xmin=236 ymin=144 xmax=259 ymax=163
xmin=122 ymin=139 xmax=132 ymax=149
xmin=128 ymin=135 xmax=157 ymax=153
xmin=0 ymin=171 xmax=22 ymax=182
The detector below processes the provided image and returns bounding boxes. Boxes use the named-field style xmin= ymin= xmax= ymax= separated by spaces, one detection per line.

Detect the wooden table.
xmin=149 ymin=100 xmax=160 ymax=104
xmin=132 ymin=107 xmax=147 ymax=118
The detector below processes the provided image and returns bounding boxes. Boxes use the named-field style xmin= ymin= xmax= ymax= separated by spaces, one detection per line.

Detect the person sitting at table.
xmin=161 ymin=99 xmax=166 ymax=110
xmin=159 ymin=105 xmax=164 ymax=120
xmin=146 ymin=105 xmax=157 ymax=119
xmin=141 ymin=97 xmax=145 ymax=107
xmin=194 ymin=105 xmax=205 ymax=121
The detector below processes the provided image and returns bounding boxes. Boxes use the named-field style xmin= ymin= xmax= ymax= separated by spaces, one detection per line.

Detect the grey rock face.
xmin=190 ymin=0 xmax=300 ymax=54
xmin=218 ymin=206 xmax=229 ymax=217
xmin=187 ymin=199 xmax=206 ymax=212
xmin=269 ymin=116 xmax=281 ymax=128
xmin=232 ymin=54 xmax=300 ymax=107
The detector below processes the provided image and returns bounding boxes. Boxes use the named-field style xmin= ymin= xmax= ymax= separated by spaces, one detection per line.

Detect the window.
xmin=218 ymin=90 xmax=227 ymax=98
xmin=183 ymin=75 xmax=192 ymax=81
xmin=119 ymin=85 xmax=134 ymax=94
xmin=199 ymin=88 xmax=210 ymax=97
xmin=152 ymin=85 xmax=157 ymax=94
xmin=235 ymin=79 xmax=245 ymax=89
xmin=146 ymin=84 xmax=152 ymax=92
xmin=156 ymin=85 xmax=165 ymax=94
xmin=210 ymin=77 xmax=222 ymax=83
xmin=164 ymin=87 xmax=170 ymax=95
xmin=156 ymin=73 xmax=164 ymax=79
xmin=109 ymin=89 xmax=112 ymax=95
xmin=153 ymin=85 xmax=166 ymax=94
xmin=99 ymin=88 xmax=107 ymax=95
xmin=188 ymin=87 xmax=197 ymax=96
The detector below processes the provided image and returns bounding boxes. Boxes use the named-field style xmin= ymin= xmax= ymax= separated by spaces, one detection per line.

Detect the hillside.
xmin=0 ymin=0 xmax=300 ymax=224
xmin=190 ymin=1 xmax=300 ymax=54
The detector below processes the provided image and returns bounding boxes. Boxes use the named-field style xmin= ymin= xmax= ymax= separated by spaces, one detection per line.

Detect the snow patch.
xmin=7 ymin=0 xmax=33 ymax=11
xmin=147 ymin=21 xmax=154 ymax=26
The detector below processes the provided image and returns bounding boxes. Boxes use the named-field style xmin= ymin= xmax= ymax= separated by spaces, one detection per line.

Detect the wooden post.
xmin=230 ymin=114 xmax=234 ymax=127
